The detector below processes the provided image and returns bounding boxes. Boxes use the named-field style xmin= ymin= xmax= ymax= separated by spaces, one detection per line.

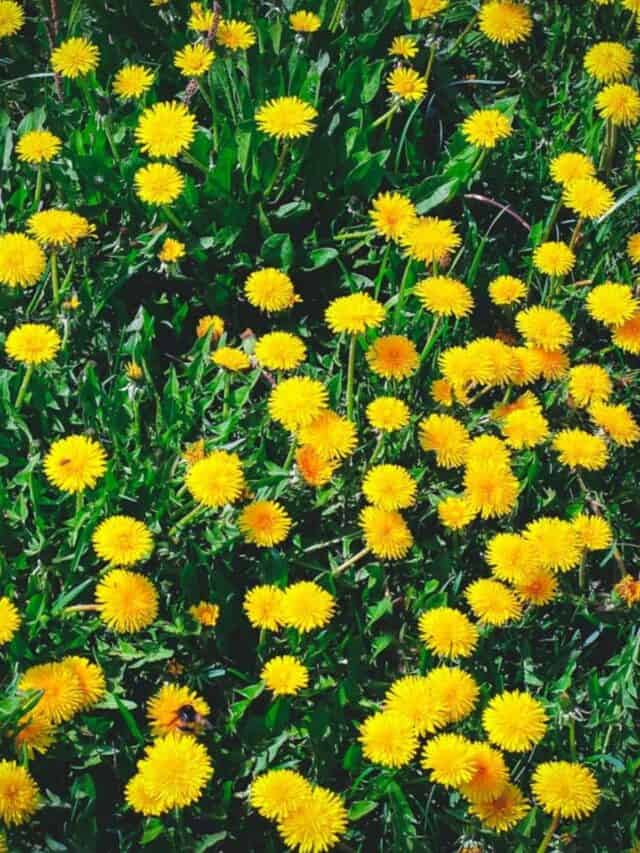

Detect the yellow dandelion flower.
xmin=188 ymin=2 xmax=214 ymax=31
xmin=0 ymin=233 xmax=46 ymax=288
xmin=614 ymin=575 xmax=640 ymax=606
xmin=250 ymin=769 xmax=311 ymax=820
xmin=563 ymin=176 xmax=614 ymax=219
xmin=134 ymin=163 xmax=184 ymax=205
xmin=147 ymin=683 xmax=209 ymax=737
xmin=14 ymin=712 xmax=56 ymax=759
xmin=269 ymin=377 xmax=328 ymax=431
xmin=216 ymin=19 xmax=256 ymax=50
xmin=464 ymin=463 xmax=519 ymax=519
xmin=113 ymin=64 xmax=154 ymax=99
xmin=533 ymin=241 xmax=575 ymax=276
xmin=256 ymin=96 xmax=317 ymax=139
xmin=280 ymin=581 xmax=335 ymax=632
xmin=483 ymin=690 xmax=547 ymax=752
xmin=362 ymin=464 xmax=417 ymax=511
xmin=389 ymin=35 xmax=418 ymax=59
xmin=51 ymin=37 xmax=99 ymax=78
xmin=465 ymin=434 xmax=511 ymax=468
xmin=486 ymin=532 xmax=534 ymax=583
xmin=437 ymin=494 xmax=477 ymax=530
xmin=16 ymin=129 xmax=61 ymax=164
xmin=44 ymin=434 xmax=107 ymax=493
xmin=189 ymin=601 xmax=219 ymax=627
xmin=243 ymin=584 xmax=285 ymax=630
xmin=568 ymin=364 xmax=612 ymax=407
xmin=572 ymin=514 xmax=613 ymax=551
xmin=19 ymin=662 xmax=83 ymax=724
xmin=298 ymin=410 xmax=357 ymax=459
xmin=185 ymin=450 xmax=245 ymax=508
xmin=384 ymin=675 xmax=447 ymax=735
xmin=478 ymin=0 xmax=532 ymax=44
xmin=277 ymin=786 xmax=348 ymax=853
xmin=523 ymin=517 xmax=583 ymax=572
xmin=419 ymin=607 xmax=478 ymax=658
xmin=295 ymin=444 xmax=336 ymax=486
xmin=462 ymin=108 xmax=512 ymax=148
xmin=415 ymin=276 xmax=474 ymax=317
xmin=501 ymin=408 xmax=549 ymax=449
xmin=245 ymin=268 xmax=300 ymax=311
xmin=584 ymin=41 xmax=633 ymax=83
xmin=158 ymin=237 xmax=185 ymax=263
xmin=589 ymin=400 xmax=640 ymax=445
xmin=366 ymin=396 xmax=410 ymax=432
xmin=5 ymin=323 xmax=60 ymax=365
xmin=553 ymin=429 xmax=609 ymax=470
xmin=469 ymin=782 xmax=530 ymax=832
xmin=514 ymin=566 xmax=558 ymax=606
xmin=387 ymin=66 xmax=427 ymax=101
xmin=28 ymin=209 xmax=93 ymax=248
xmin=196 ymin=314 xmax=224 ymax=339
xmin=489 ymin=274 xmax=526 ymax=305
xmin=400 ymin=217 xmax=462 ymax=264
xmin=613 ymin=312 xmax=640 ymax=353
xmin=0 ymin=597 xmax=20 ymax=644
xmin=421 ymin=733 xmax=475 ymax=787
xmin=465 ymin=578 xmax=522 ymax=625
xmin=366 ymin=334 xmax=418 ymax=379
xmin=549 ymin=152 xmax=595 ymax=185
xmin=135 ymin=101 xmax=196 ymax=158
xmin=431 ymin=377 xmax=455 ymax=405
xmin=359 ymin=710 xmax=418 ymax=767
xmin=255 ymin=331 xmax=306 ymax=370
xmin=290 ymin=10 xmax=321 ymax=32
xmin=596 ymin=83 xmax=640 ymax=126
xmin=360 ymin=505 xmax=413 ymax=559
xmin=238 ymin=500 xmax=291 ymax=547
xmin=525 ymin=347 xmax=570 ymax=380
xmin=125 ymin=361 xmax=143 ymax=381
xmin=425 ymin=666 xmax=479 ymax=723
xmin=532 ymin=761 xmax=600 ymax=820
xmin=325 ymin=292 xmax=385 ymax=334
xmin=458 ymin=742 xmax=509 ymax=804
xmin=0 ymin=761 xmax=39 ymax=826
xmin=369 ymin=191 xmax=416 ymax=240
xmin=63 ymin=656 xmax=106 ymax=709
xmin=261 ymin=655 xmax=309 ymax=696
xmin=410 ymin=0 xmax=448 ymax=19
xmin=627 ymin=232 xmax=640 ymax=263
xmin=95 ymin=569 xmax=159 ymax=633
xmin=211 ymin=346 xmax=251 ymax=371
xmin=174 ymin=43 xmax=215 ymax=77
xmin=0 ymin=1 xmax=23 ymax=37
xmin=419 ymin=413 xmax=470 ymax=468
xmin=516 ymin=305 xmax=572 ymax=351
xmin=92 ymin=515 xmax=153 ymax=566
xmin=587 ymin=282 xmax=637 ymax=327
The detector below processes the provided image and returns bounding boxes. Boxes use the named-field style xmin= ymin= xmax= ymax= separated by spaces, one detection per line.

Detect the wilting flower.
xmin=261 ymin=655 xmax=309 ymax=696
xmin=256 ymin=97 xmax=317 ymax=139
xmin=16 ymin=129 xmax=61 ymax=163
xmin=51 ymin=37 xmax=99 ymax=78
xmin=113 ymin=64 xmax=154 ymax=99
xmin=44 ymin=435 xmax=107 ymax=493
xmin=461 ymin=108 xmax=512 ymax=148
xmin=532 ymin=761 xmax=600 ymax=819
xmin=196 ymin=314 xmax=224 ymax=340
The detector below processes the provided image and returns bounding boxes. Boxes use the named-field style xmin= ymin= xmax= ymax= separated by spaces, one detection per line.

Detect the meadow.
xmin=1 ymin=0 xmax=640 ymax=850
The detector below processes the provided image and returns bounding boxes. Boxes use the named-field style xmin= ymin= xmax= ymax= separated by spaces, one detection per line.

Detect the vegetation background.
xmin=1 ymin=0 xmax=640 ymax=850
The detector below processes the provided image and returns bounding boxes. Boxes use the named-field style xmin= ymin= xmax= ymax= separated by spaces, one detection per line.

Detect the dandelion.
xmin=563 ymin=177 xmax=614 ymax=218
xmin=410 ymin=0 xmax=448 ymax=19
xmin=465 ymin=578 xmax=522 ymax=625
xmin=369 ymin=191 xmax=416 ymax=240
xmin=189 ymin=601 xmax=220 ymax=627
xmin=360 ymin=506 xmax=413 ymax=559
xmin=586 ymin=282 xmax=637 ymax=326
xmin=262 ymin=656 xmax=309 ymax=696
xmin=51 ymin=37 xmax=99 ymax=78
xmin=418 ymin=607 xmax=478 ymax=658
xmin=216 ymin=19 xmax=256 ymax=50
xmin=501 ymin=408 xmax=549 ymax=449
xmin=489 ymin=274 xmax=526 ymax=305
xmin=483 ymin=690 xmax=547 ymax=751
xmin=514 ymin=566 xmax=558 ymax=606
xmin=464 ymin=463 xmax=519 ymax=519
xmin=419 ymin=414 xmax=470 ymax=468
xmin=595 ymin=83 xmax=640 ymax=126
xmin=298 ymin=411 xmax=357 ymax=459
xmin=425 ymin=666 xmax=479 ymax=723
xmin=362 ymin=464 xmax=417 ymax=510
xmin=401 ymin=217 xmax=461 ymax=265
xmin=256 ymin=97 xmax=317 ymax=139
xmin=290 ymin=10 xmax=321 ymax=31
xmin=469 ymin=783 xmax=530 ymax=831
xmin=92 ymin=516 xmax=154 ymax=566
xmin=0 ymin=761 xmax=39 ymax=825
xmin=359 ymin=710 xmax=418 ymax=767
xmin=613 ymin=313 xmax=640 ymax=353
xmin=532 ymin=761 xmax=600 ymax=819
xmin=135 ymin=163 xmax=184 ymax=205
xmin=437 ymin=494 xmax=477 ymax=530
xmin=174 ymin=43 xmax=215 ymax=77
xmin=478 ymin=0 xmax=532 ymax=44
xmin=584 ymin=42 xmax=633 ymax=83
xmin=295 ymin=445 xmax=336 ymax=486
xmin=572 ymin=514 xmax=613 ymax=550
xmin=553 ymin=429 xmax=609 ymax=470
xmin=238 ymin=500 xmax=292 ymax=547
xmin=549 ymin=152 xmax=595 ymax=185
xmin=186 ymin=451 xmax=245 ymax=508
xmin=5 ymin=323 xmax=61 ymax=366
xmin=516 ymin=306 xmax=572 ymax=351
xmin=14 ymin=713 xmax=56 ymax=759
xmin=44 ymin=435 xmax=107 ymax=493
xmin=387 ymin=67 xmax=427 ymax=101
xmin=16 ymin=129 xmax=61 ymax=164
xmin=147 ymin=684 xmax=210 ymax=737
xmin=0 ymin=233 xmax=46 ymax=288
xmin=277 ymin=786 xmax=348 ymax=853
xmin=19 ymin=662 xmax=83 ymax=723
xmin=589 ymin=400 xmax=640 ymax=445
xmin=243 ymin=585 xmax=285 ymax=630
xmin=188 ymin=2 xmax=214 ymax=30
xmin=627 ymin=232 xmax=640 ymax=264
xmin=532 ymin=241 xmax=575 ymax=276
xmin=568 ymin=364 xmax=612 ymax=407
xmin=421 ymin=733 xmax=475 ymax=787
xmin=245 ymin=268 xmax=300 ymax=312
xmin=366 ymin=334 xmax=419 ymax=379
xmin=389 ymin=35 xmax=418 ymax=59
xmin=255 ymin=331 xmax=306 ymax=370
xmin=135 ymin=101 xmax=196 ymax=157
xmin=0 ymin=597 xmax=20 ymax=644
xmin=96 ymin=570 xmax=159 ymax=633
xmin=0 ymin=0 xmax=23 ymax=37
xmin=384 ymin=675 xmax=447 ymax=735
xmin=415 ymin=276 xmax=474 ymax=317
xmin=64 ymin=657 xmax=106 ymax=709
xmin=211 ymin=347 xmax=251 ymax=371
xmin=280 ymin=581 xmax=335 ymax=632
xmin=325 ymin=293 xmax=385 ymax=334
xmin=462 ymin=108 xmax=512 ymax=148
xmin=158 ymin=238 xmax=185 ymax=263
xmin=523 ymin=517 xmax=583 ymax=572
xmin=113 ymin=64 xmax=154 ymax=99
xmin=250 ymin=770 xmax=312 ymax=820
xmin=196 ymin=314 xmax=224 ymax=340
xmin=458 ymin=743 xmax=508 ymax=804
xmin=269 ymin=377 xmax=328 ymax=431
xmin=366 ymin=396 xmax=410 ymax=432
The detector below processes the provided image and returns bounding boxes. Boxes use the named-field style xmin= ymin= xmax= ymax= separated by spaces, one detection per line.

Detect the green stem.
xmin=163 ymin=206 xmax=188 ymax=234
xmin=346 ymin=335 xmax=357 ymax=421
xmin=335 ymin=228 xmax=376 ymax=242
xmin=169 ymin=504 xmax=206 ymax=538
xmin=568 ymin=716 xmax=577 ymax=760
xmin=373 ymin=243 xmax=391 ymax=301
xmin=370 ymin=103 xmax=400 ymax=130
xmin=420 ymin=316 xmax=442 ymax=362
xmin=536 ymin=813 xmax=560 ymax=853
xmin=424 ymin=40 xmax=437 ymax=86
xmin=14 ymin=364 xmax=34 ymax=411
xmin=75 ymin=490 xmax=84 ymax=516
xmin=283 ymin=438 xmax=296 ymax=470
xmin=50 ymin=252 xmax=59 ymax=306
xmin=369 ymin=434 xmax=385 ymax=466
xmin=34 ymin=165 xmax=43 ymax=210
xmin=449 ymin=14 xmax=477 ymax=53
xmin=222 ymin=372 xmax=231 ymax=419
xmin=329 ymin=0 xmax=347 ymax=31
xmin=541 ymin=197 xmax=561 ymax=243
xmin=265 ymin=141 xmax=290 ymax=198
xmin=393 ymin=257 xmax=413 ymax=330
xmin=182 ymin=150 xmax=209 ymax=174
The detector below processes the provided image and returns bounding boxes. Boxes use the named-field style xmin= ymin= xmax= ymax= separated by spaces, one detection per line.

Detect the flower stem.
xmin=34 ymin=165 xmax=43 ymax=210
xmin=373 ymin=243 xmax=391 ymax=301
xmin=334 ymin=228 xmax=376 ymax=242
xmin=569 ymin=217 xmax=583 ymax=251
xmin=75 ymin=490 xmax=84 ymax=515
xmin=163 ymin=206 xmax=187 ymax=234
xmin=14 ymin=364 xmax=34 ymax=411
xmin=222 ymin=372 xmax=231 ymax=419
xmin=182 ymin=150 xmax=209 ymax=174
xmin=64 ymin=603 xmax=100 ymax=614
xmin=420 ymin=316 xmax=442 ymax=363
xmin=50 ymin=252 xmax=60 ymax=306
xmin=536 ymin=813 xmax=560 ymax=853
xmin=369 ymin=434 xmax=385 ymax=466
xmin=283 ymin=437 xmax=297 ymax=470
xmin=393 ymin=258 xmax=413 ymax=330
xmin=346 ymin=335 xmax=357 ymax=421
xmin=568 ymin=715 xmax=577 ymax=760
xmin=265 ymin=141 xmax=290 ymax=198
xmin=169 ymin=504 xmax=206 ymax=538
xmin=370 ymin=103 xmax=400 ymax=130
xmin=449 ymin=14 xmax=477 ymax=54
xmin=333 ymin=547 xmax=369 ymax=576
